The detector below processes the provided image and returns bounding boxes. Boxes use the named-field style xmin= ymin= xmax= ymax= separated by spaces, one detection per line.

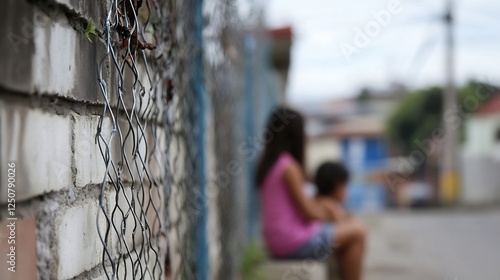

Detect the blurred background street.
xmin=363 ymin=207 xmax=500 ymax=280
xmin=2 ymin=0 xmax=500 ymax=279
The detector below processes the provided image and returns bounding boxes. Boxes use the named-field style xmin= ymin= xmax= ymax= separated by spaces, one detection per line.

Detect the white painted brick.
xmin=53 ymin=0 xmax=106 ymax=24
xmin=72 ymin=112 xmax=166 ymax=188
xmin=73 ymin=114 xmax=112 ymax=188
xmin=29 ymin=8 xmax=108 ymax=103
xmin=0 ymin=101 xmax=72 ymax=202
xmin=56 ymin=200 xmax=107 ymax=279
xmin=32 ymin=11 xmax=77 ymax=98
xmin=1 ymin=2 xmax=156 ymax=106
xmin=0 ymin=0 xmax=37 ymax=93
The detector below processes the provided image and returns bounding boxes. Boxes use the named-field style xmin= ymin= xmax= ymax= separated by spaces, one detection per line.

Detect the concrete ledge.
xmin=263 ymin=260 xmax=328 ymax=280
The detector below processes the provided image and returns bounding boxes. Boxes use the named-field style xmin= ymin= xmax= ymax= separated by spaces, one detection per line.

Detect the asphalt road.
xmin=362 ymin=208 xmax=500 ymax=280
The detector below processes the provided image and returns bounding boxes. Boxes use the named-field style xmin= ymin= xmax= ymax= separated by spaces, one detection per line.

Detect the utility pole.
xmin=441 ymin=0 xmax=459 ymax=204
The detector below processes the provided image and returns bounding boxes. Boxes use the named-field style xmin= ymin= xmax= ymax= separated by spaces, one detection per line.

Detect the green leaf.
xmin=84 ymin=19 xmax=98 ymax=43
xmin=85 ymin=33 xmax=92 ymax=43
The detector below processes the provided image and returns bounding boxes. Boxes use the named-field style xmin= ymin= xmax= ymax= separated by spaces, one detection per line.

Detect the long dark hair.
xmin=256 ymin=106 xmax=306 ymax=186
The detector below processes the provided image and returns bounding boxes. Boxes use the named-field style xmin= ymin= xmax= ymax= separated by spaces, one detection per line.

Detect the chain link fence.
xmin=165 ymin=1 xmax=207 ymax=279
xmin=93 ymin=0 xmax=278 ymax=279
xmin=96 ymin=0 xmax=169 ymax=279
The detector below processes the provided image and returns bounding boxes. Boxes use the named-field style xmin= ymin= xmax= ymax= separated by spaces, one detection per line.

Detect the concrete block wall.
xmin=0 ymin=0 xmax=167 ymax=279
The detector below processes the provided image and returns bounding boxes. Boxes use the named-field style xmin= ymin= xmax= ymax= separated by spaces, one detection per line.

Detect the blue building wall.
xmin=341 ymin=137 xmax=388 ymax=212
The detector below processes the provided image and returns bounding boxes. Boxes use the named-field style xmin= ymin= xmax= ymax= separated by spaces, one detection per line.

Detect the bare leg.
xmin=332 ymin=218 xmax=366 ymax=280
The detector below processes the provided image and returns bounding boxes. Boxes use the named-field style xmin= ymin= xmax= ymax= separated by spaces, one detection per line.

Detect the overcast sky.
xmin=264 ymin=0 xmax=500 ymax=103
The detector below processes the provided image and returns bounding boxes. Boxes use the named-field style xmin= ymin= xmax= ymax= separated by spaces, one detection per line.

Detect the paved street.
xmin=363 ymin=208 xmax=500 ymax=280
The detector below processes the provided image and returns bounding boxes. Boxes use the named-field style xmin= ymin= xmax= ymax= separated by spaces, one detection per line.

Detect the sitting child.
xmin=314 ymin=161 xmax=366 ymax=280
xmin=314 ymin=162 xmax=351 ymax=222
xmin=257 ymin=107 xmax=365 ymax=280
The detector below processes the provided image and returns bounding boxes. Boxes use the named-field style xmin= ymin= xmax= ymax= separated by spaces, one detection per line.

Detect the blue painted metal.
xmin=244 ymin=33 xmax=259 ymax=239
xmin=192 ymin=0 xmax=209 ymax=278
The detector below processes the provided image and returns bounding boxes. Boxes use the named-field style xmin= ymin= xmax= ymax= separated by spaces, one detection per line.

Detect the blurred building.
xmin=304 ymin=84 xmax=406 ymax=211
xmin=243 ymin=26 xmax=292 ymax=233
xmin=269 ymin=27 xmax=292 ymax=103
xmin=462 ymin=94 xmax=500 ymax=205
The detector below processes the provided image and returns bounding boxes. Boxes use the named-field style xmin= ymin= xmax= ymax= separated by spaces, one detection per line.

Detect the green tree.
xmin=357 ymin=88 xmax=371 ymax=102
xmin=386 ymin=86 xmax=442 ymax=154
xmin=385 ymin=81 xmax=499 ymax=155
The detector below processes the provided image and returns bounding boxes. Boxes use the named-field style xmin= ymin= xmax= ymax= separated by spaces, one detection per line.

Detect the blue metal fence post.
xmin=244 ymin=33 xmax=258 ymax=240
xmin=192 ymin=0 xmax=209 ymax=278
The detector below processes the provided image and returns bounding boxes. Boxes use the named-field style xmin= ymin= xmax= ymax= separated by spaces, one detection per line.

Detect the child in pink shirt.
xmin=257 ymin=107 xmax=366 ymax=280
xmin=260 ymin=152 xmax=322 ymax=256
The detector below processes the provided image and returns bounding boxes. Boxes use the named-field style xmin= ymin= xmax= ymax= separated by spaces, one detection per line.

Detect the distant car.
xmin=406 ymin=181 xmax=432 ymax=208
